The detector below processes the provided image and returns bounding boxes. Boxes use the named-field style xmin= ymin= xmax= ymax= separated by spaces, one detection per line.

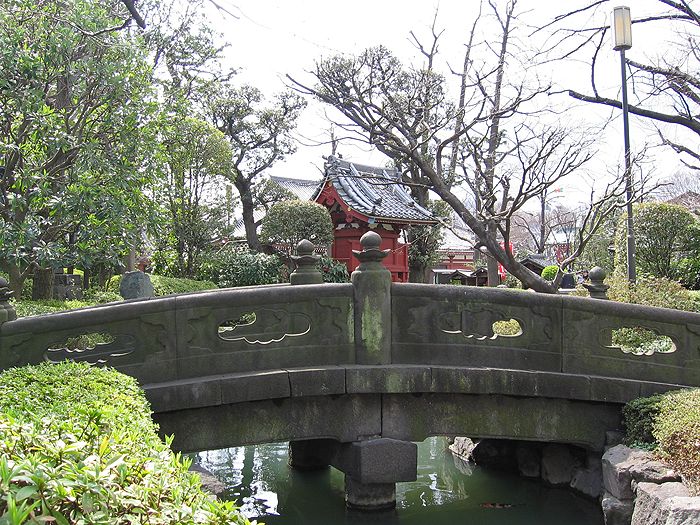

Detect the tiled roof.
xmin=324 ymin=156 xmax=436 ymax=224
xmin=666 ymin=191 xmax=700 ymax=210
xmin=269 ymin=175 xmax=323 ymax=201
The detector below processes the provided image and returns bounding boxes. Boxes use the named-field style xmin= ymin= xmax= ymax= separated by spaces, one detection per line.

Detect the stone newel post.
xmin=290 ymin=239 xmax=323 ymax=285
xmin=351 ymin=231 xmax=392 ymax=365
xmin=584 ymin=266 xmax=610 ymax=300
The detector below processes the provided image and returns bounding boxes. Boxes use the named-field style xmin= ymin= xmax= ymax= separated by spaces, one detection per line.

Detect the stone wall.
xmin=602 ymin=444 xmax=700 ymax=525
xmin=453 ymin=439 xmax=700 ymax=525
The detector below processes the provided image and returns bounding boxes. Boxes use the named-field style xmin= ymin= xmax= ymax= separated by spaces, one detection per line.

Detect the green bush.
xmin=541 ymin=265 xmax=559 ymax=281
xmin=107 ymin=274 xmax=217 ymax=296
xmin=623 ymin=395 xmax=664 ymax=449
xmin=654 ymin=389 xmax=700 ymax=493
xmin=198 ymin=247 xmax=283 ymax=288
xmin=319 ymin=256 xmax=349 ymax=283
xmin=672 ymin=257 xmax=700 ymax=290
xmin=82 ymin=288 xmax=122 ymax=304
xmin=0 ymin=362 xmax=249 ymax=524
xmin=622 ymin=389 xmax=700 ymax=493
xmin=606 ymin=274 xmax=696 ymax=312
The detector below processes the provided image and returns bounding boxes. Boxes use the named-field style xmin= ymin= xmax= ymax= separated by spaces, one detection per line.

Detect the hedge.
xmin=0 ymin=362 xmax=250 ymax=524
xmin=623 ymin=388 xmax=700 ymax=493
xmin=107 ymin=274 xmax=217 ymax=296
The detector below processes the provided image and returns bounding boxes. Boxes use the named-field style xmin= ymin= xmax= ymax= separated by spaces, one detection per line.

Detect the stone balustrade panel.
xmin=391 ymin=284 xmax=563 ymax=372
xmin=561 ymin=296 xmax=700 ymax=385
xmin=171 ymin=284 xmax=354 ymax=380
xmin=0 ymin=297 xmax=179 ymax=383
xmin=0 ymin=284 xmax=354 ymax=383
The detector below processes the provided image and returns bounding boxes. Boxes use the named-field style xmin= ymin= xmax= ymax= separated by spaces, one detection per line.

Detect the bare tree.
xmin=289 ymin=1 xmax=636 ymax=292
xmin=547 ymin=1 xmax=700 ymax=169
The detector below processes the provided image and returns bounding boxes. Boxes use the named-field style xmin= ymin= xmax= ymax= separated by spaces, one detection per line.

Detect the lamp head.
xmin=612 ymin=6 xmax=632 ymax=51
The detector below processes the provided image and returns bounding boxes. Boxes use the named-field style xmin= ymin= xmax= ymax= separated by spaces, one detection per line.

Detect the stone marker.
xmin=119 ymin=270 xmax=154 ymax=299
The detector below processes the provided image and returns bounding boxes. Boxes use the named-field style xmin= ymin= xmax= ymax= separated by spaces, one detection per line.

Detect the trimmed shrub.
xmin=622 ymin=389 xmax=700 ymax=493
xmin=615 ymin=203 xmax=698 ymax=279
xmin=319 ymin=256 xmax=349 ymax=283
xmin=623 ymin=395 xmax=664 ymax=449
xmin=107 ymin=274 xmax=217 ymax=296
xmin=13 ymin=299 xmax=95 ymax=318
xmin=260 ymin=200 xmax=334 ymax=262
xmin=672 ymin=257 xmax=700 ymax=290
xmin=198 ymin=247 xmax=283 ymax=288
xmin=0 ymin=362 xmax=249 ymax=524
xmin=606 ymin=273 xmax=696 ymax=312
xmin=541 ymin=265 xmax=558 ymax=281
xmin=655 ymin=389 xmax=700 ymax=493
xmin=82 ymin=288 xmax=122 ymax=304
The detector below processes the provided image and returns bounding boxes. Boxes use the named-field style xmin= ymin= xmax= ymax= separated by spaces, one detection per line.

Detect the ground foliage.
xmin=624 ymin=389 xmax=700 ymax=494
xmin=0 ymin=361 xmax=251 ymax=524
xmin=198 ymin=247 xmax=283 ymax=288
xmin=107 ymin=274 xmax=216 ymax=296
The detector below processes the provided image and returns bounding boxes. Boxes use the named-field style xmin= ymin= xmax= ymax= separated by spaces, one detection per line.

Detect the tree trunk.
xmin=32 ymin=267 xmax=54 ymax=300
xmin=236 ymin=179 xmax=263 ymax=252
xmin=1 ymin=261 xmax=25 ymax=299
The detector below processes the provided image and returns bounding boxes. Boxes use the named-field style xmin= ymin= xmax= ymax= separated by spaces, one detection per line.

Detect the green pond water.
xmin=194 ymin=438 xmax=603 ymax=525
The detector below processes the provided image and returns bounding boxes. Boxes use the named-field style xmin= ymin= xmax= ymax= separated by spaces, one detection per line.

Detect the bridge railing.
xmin=0 ymin=284 xmax=354 ymax=384
xmin=392 ymin=284 xmax=700 ymax=386
xmin=1 ymin=231 xmax=699 ymax=389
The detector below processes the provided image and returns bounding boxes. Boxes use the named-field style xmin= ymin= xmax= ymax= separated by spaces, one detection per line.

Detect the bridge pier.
xmin=288 ymin=437 xmax=417 ymax=511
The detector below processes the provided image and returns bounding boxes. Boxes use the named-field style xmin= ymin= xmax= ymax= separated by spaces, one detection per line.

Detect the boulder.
xmin=189 ymin=464 xmax=226 ymax=496
xmin=541 ymin=444 xmax=582 ymax=486
xmin=570 ymin=453 xmax=603 ymax=498
xmin=516 ymin=442 xmax=541 ymax=478
xmin=601 ymin=491 xmax=634 ymax=525
xmin=119 ymin=271 xmax=154 ymax=300
xmin=629 ymin=459 xmax=681 ymax=484
xmin=631 ymin=482 xmax=700 ymax=525
xmin=602 ymin=445 xmax=649 ymax=500
xmin=449 ymin=437 xmax=477 ymax=460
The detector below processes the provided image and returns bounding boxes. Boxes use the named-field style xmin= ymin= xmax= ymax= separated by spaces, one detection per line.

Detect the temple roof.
xmin=269 ymin=175 xmax=322 ymax=201
xmin=322 ymin=156 xmax=436 ymax=224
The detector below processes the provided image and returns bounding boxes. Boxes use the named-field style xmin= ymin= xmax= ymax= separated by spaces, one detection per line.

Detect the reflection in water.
xmin=195 ymin=438 xmax=603 ymax=525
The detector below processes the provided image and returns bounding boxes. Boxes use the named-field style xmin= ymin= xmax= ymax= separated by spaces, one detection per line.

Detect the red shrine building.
xmin=271 ymin=156 xmax=437 ymax=282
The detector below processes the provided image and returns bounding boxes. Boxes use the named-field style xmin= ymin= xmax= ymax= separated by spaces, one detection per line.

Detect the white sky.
xmin=202 ymin=0 xmax=695 ymax=201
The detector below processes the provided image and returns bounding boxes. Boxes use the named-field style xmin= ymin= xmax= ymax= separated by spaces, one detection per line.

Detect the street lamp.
xmin=612 ymin=6 xmax=636 ymax=282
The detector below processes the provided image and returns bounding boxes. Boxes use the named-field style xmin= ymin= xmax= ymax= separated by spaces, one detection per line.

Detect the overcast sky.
xmin=202 ymin=0 xmax=691 ymax=200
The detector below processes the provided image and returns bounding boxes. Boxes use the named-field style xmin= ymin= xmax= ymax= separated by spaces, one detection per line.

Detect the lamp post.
xmin=612 ymin=6 xmax=636 ymax=282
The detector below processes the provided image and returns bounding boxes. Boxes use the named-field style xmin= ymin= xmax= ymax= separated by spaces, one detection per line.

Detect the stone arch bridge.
xmin=1 ymin=233 xmax=699 ymax=509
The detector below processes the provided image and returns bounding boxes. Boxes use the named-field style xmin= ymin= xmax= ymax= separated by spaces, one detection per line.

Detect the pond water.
xmin=194 ymin=438 xmax=603 ymax=525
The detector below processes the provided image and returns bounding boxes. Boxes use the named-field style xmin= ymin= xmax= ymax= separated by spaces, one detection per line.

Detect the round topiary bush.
xmin=541 ymin=265 xmax=559 ymax=281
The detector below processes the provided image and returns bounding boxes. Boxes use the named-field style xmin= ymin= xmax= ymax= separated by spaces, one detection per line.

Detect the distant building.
xmin=265 ymin=157 xmax=438 ymax=281
xmin=313 ymin=156 xmax=437 ymax=282
xmin=666 ymin=191 xmax=700 ymax=214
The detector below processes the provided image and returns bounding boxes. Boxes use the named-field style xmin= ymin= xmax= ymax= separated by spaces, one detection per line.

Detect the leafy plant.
xmin=318 ymin=256 xmax=349 ymax=283
xmin=606 ymin=274 xmax=696 ymax=312
xmin=623 ymin=395 xmax=663 ymax=449
xmin=260 ymin=200 xmax=334 ymax=265
xmin=615 ymin=203 xmax=698 ymax=280
xmin=198 ymin=246 xmax=283 ymax=287
xmin=107 ymin=274 xmax=216 ymax=296
xmin=541 ymin=265 xmax=559 ymax=281
xmin=0 ymin=362 xmax=250 ymax=524
xmin=654 ymin=389 xmax=700 ymax=494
